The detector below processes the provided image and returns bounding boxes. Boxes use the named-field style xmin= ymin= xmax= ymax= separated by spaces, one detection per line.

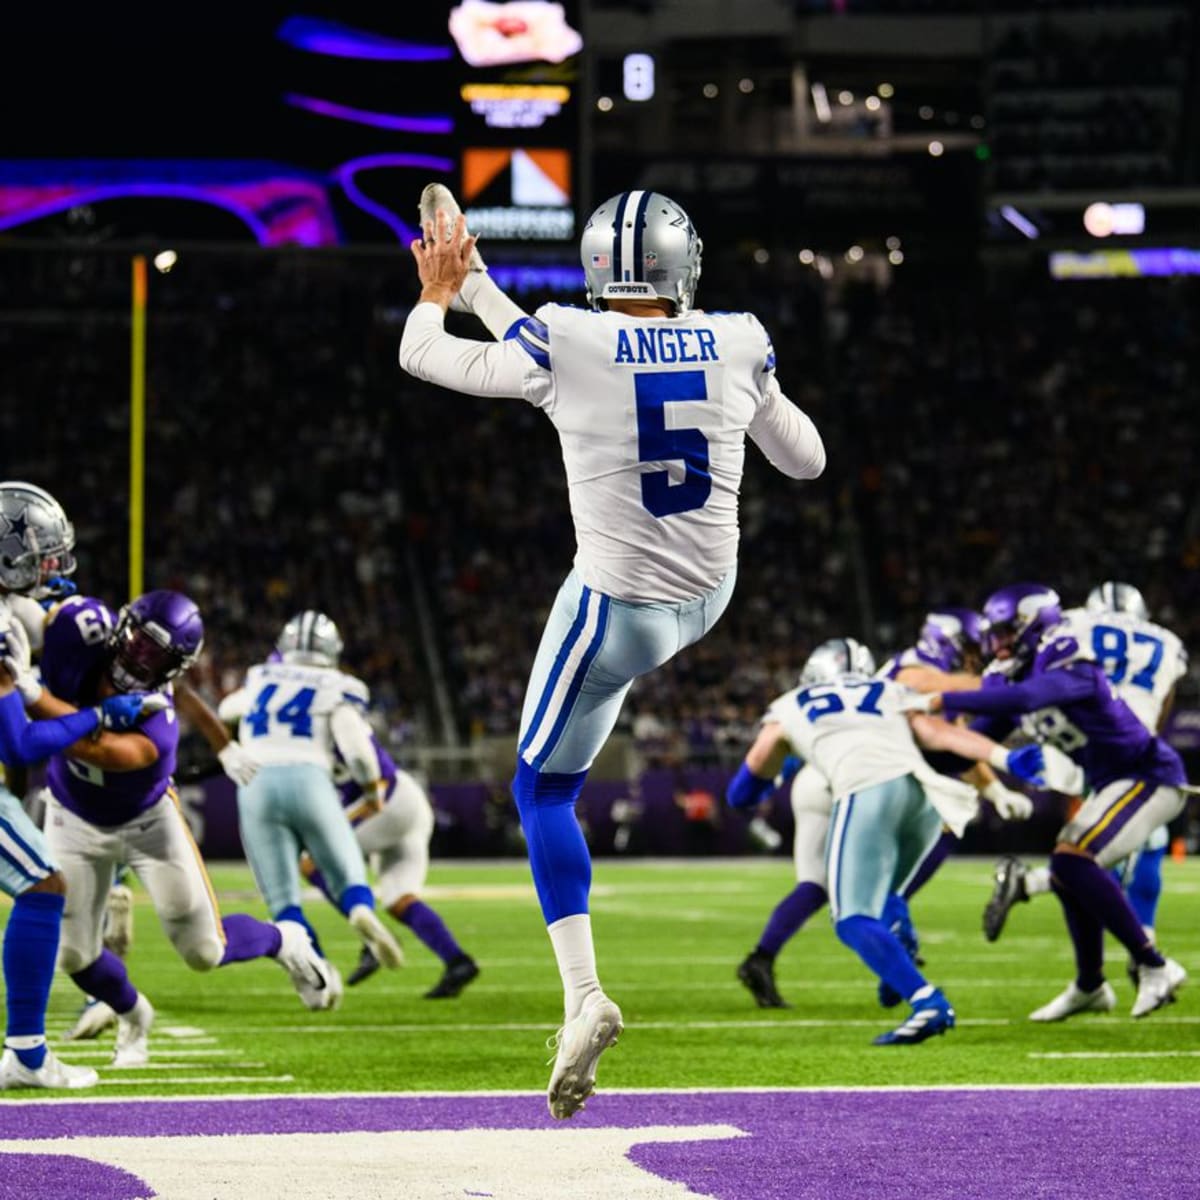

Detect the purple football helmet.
xmin=109 ymin=589 xmax=204 ymax=692
xmin=916 ymin=607 xmax=986 ymax=673
xmin=981 ymin=583 xmax=1061 ymax=673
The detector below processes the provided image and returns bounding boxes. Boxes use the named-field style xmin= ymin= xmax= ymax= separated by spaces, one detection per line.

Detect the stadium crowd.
xmin=2 ymin=249 xmax=1197 ymax=767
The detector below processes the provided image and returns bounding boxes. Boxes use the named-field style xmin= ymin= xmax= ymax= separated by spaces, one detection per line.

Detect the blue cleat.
xmin=873 ymin=986 xmax=955 ymax=1046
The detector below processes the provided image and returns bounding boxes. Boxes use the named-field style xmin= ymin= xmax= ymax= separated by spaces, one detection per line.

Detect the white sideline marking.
xmin=103 ymin=1063 xmax=269 ymax=1071
xmin=96 ymin=1074 xmax=295 ymax=1087
xmin=161 ymin=1025 xmax=211 ymax=1038
xmin=54 ymin=1048 xmax=244 ymax=1059
xmin=242 ymin=1017 xmax=1014 ymax=1034
xmin=1030 ymin=1050 xmax=1200 ymax=1060
xmin=8 ymin=1082 xmax=1200 ymax=1107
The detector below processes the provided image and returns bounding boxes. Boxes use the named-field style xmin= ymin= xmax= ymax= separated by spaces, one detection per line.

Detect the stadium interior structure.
xmin=1 ymin=0 xmax=1197 ymax=863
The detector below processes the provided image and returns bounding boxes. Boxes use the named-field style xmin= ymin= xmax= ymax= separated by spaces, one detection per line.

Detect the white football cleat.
xmin=1029 ymin=980 xmax=1117 ymax=1022
xmin=103 ymin=883 xmax=135 ymax=957
xmin=546 ymin=992 xmax=623 ymax=1120
xmin=1132 ymin=958 xmax=1186 ymax=1018
xmin=0 ymin=1046 xmax=99 ymax=1090
xmin=349 ymin=904 xmax=405 ymax=969
xmin=274 ymin=920 xmax=343 ymax=1010
xmin=111 ymin=994 xmax=154 ymax=1068
xmin=64 ymin=997 xmax=119 ymax=1041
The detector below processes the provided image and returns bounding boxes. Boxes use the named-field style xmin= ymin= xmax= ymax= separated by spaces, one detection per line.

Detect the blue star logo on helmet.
xmin=1 ymin=508 xmax=29 ymax=545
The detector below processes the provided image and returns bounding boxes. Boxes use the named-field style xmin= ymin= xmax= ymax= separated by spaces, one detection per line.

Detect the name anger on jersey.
xmin=613 ymin=327 xmax=719 ymax=366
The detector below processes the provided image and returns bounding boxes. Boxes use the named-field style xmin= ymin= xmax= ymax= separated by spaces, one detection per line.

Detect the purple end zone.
xmin=1 ymin=1088 xmax=1196 ymax=1200
xmin=0 ymin=1154 xmax=153 ymax=1200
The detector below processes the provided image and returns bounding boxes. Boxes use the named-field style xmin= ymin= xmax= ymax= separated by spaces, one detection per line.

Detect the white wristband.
xmin=986 ymin=744 xmax=1011 ymax=773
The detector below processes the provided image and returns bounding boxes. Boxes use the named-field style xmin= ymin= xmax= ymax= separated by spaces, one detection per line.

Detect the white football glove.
xmin=217 ymin=741 xmax=259 ymax=787
xmin=0 ymin=618 xmax=40 ymax=705
xmin=1039 ymin=744 xmax=1086 ymax=795
xmin=982 ymin=779 xmax=1034 ymax=821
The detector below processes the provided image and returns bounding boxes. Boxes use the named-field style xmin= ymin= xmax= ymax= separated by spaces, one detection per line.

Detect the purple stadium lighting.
xmin=277 ymin=17 xmax=451 ymax=61
xmin=333 ymin=154 xmax=454 ymax=243
xmin=0 ymin=162 xmax=341 ymax=246
xmin=284 ymin=94 xmax=453 ymax=135
xmin=0 ymin=184 xmax=272 ymax=244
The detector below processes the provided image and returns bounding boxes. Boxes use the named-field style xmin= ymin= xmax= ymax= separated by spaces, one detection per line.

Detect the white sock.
xmin=1027 ymin=865 xmax=1052 ymax=896
xmin=4 ymin=1035 xmax=45 ymax=1051
xmin=458 ymin=272 xmax=529 ymax=340
xmin=547 ymin=914 xmax=602 ymax=1022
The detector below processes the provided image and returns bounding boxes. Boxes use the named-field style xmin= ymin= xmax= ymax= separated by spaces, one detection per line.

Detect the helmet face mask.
xmin=580 ymin=191 xmax=702 ymax=314
xmin=981 ymin=584 xmax=1062 ymax=673
xmin=1086 ymin=580 xmax=1148 ymax=621
xmin=800 ymin=637 xmax=876 ymax=688
xmin=276 ymin=611 xmax=343 ymax=668
xmin=0 ymin=481 xmax=77 ymax=598
xmin=109 ymin=590 xmax=204 ymax=693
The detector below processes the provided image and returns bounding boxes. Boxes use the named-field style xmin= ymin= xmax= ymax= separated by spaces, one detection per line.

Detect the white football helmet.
xmin=277 ymin=611 xmax=343 ymax=668
xmin=1086 ymin=580 xmax=1148 ymax=621
xmin=800 ymin=638 xmax=876 ymax=687
xmin=0 ymin=481 xmax=76 ymax=597
xmin=580 ymin=191 xmax=702 ymax=314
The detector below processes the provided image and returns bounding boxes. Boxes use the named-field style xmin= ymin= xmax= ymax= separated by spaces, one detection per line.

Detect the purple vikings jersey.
xmin=942 ymin=630 xmax=1184 ymax=792
xmin=333 ymin=734 xmax=398 ymax=809
xmin=41 ymin=595 xmax=178 ymax=826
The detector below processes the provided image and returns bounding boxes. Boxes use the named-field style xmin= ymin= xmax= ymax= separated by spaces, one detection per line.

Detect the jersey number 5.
xmin=635 ymin=370 xmax=712 ymax=517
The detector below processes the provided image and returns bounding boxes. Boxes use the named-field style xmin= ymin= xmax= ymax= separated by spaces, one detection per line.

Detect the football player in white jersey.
xmin=984 ymin=580 xmax=1188 ymax=945
xmin=401 ymin=187 xmax=825 ymax=1117
xmin=736 ymin=615 xmax=1032 ymax=1011
xmin=727 ymin=638 xmax=1046 ymax=1044
xmin=218 ymin=612 xmax=404 ymax=995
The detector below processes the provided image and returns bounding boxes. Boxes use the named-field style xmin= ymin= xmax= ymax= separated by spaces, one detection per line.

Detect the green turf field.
xmin=10 ymin=856 xmax=1200 ymax=1097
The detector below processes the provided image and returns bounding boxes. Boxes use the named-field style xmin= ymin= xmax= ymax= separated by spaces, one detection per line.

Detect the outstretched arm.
xmin=747 ymin=376 xmax=825 ymax=480
xmin=727 ymin=721 xmax=792 ymax=808
xmin=909 ymin=713 xmax=1043 ymax=784
xmin=458 ymin=272 xmax=531 ymax=342
xmin=0 ymin=688 xmax=99 ymax=765
xmin=400 ymin=210 xmax=531 ymax=397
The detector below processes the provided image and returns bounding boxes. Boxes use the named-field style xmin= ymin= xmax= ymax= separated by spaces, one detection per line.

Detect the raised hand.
xmin=410 ymin=210 xmax=479 ymax=309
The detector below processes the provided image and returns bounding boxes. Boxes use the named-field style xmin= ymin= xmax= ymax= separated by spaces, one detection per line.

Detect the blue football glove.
xmin=99 ymin=693 xmax=168 ymax=731
xmin=774 ymin=755 xmax=803 ymax=788
xmin=1004 ymin=744 xmax=1045 ymax=785
xmin=38 ymin=576 xmax=78 ymax=609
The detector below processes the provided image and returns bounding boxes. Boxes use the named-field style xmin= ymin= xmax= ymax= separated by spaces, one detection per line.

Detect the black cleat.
xmin=737 ymin=951 xmax=790 ymax=1009
xmin=347 ymin=945 xmax=381 ymax=987
xmin=983 ymin=857 xmax=1030 ymax=942
xmin=424 ymin=955 xmax=480 ymax=999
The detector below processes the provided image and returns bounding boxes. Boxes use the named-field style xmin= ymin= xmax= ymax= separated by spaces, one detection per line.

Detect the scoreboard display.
xmin=0 ymin=5 xmax=585 ymax=248
xmin=449 ymin=1 xmax=584 ymax=242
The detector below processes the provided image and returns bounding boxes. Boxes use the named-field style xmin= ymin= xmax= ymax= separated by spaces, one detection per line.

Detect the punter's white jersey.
xmin=520 ymin=304 xmax=777 ymax=602
xmin=764 ymin=674 xmax=930 ymax=802
xmin=225 ymin=661 xmax=370 ymax=770
xmin=1061 ymin=608 xmax=1187 ymax=732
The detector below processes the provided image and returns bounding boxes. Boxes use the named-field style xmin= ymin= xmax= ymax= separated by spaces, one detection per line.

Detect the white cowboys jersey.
xmin=764 ymin=673 xmax=978 ymax=835
xmin=400 ymin=299 xmax=825 ymax=604
xmin=1061 ymin=607 xmax=1187 ymax=732
xmin=519 ymin=305 xmax=777 ymax=602
xmin=222 ymin=661 xmax=369 ymax=770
